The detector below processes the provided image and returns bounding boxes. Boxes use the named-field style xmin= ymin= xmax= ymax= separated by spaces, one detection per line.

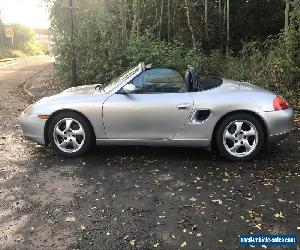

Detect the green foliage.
xmin=11 ymin=24 xmax=42 ymax=55
xmin=0 ymin=24 xmax=42 ymax=59
xmin=47 ymin=0 xmax=299 ymax=108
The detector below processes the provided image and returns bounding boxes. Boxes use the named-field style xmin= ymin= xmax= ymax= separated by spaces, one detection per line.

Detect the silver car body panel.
xmin=19 ymin=114 xmax=46 ymax=145
xmin=19 ymin=64 xmax=294 ymax=148
xmin=102 ymin=92 xmax=194 ymax=139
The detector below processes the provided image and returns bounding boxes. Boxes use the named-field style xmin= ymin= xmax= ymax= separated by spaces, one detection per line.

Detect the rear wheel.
xmin=48 ymin=112 xmax=93 ymax=157
xmin=216 ymin=113 xmax=265 ymax=161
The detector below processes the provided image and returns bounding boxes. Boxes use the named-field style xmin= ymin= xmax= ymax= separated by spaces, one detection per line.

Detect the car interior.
xmin=185 ymin=65 xmax=223 ymax=92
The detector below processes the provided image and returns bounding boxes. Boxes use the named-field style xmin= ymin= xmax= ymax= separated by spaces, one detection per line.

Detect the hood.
xmin=61 ymin=84 xmax=101 ymax=95
xmin=34 ymin=84 xmax=108 ymax=107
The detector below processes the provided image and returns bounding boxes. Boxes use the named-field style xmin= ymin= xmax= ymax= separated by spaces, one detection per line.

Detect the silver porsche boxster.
xmin=20 ymin=63 xmax=294 ymax=161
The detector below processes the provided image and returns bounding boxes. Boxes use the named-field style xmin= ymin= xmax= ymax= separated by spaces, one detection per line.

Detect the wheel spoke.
xmin=230 ymin=143 xmax=241 ymax=153
xmin=55 ymin=127 xmax=65 ymax=137
xmin=72 ymin=139 xmax=80 ymax=149
xmin=244 ymin=140 xmax=254 ymax=152
xmin=225 ymin=131 xmax=236 ymax=142
xmin=243 ymin=128 xmax=256 ymax=137
xmin=235 ymin=121 xmax=243 ymax=133
xmin=59 ymin=141 xmax=69 ymax=149
xmin=72 ymin=127 xmax=84 ymax=136
xmin=65 ymin=119 xmax=73 ymax=131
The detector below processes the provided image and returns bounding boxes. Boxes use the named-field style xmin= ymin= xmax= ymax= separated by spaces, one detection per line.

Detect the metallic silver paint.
xmin=19 ymin=64 xmax=294 ymax=151
xmin=53 ymin=118 xmax=86 ymax=153
xmin=102 ymin=92 xmax=193 ymax=139
xmin=222 ymin=120 xmax=258 ymax=157
xmin=19 ymin=114 xmax=46 ymax=144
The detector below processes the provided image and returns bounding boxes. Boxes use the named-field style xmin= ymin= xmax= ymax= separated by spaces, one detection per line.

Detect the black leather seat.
xmin=185 ymin=65 xmax=199 ymax=92
xmin=185 ymin=65 xmax=223 ymax=92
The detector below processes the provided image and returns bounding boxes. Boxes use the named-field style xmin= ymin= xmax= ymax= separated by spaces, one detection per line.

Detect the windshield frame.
xmin=102 ymin=64 xmax=143 ymax=93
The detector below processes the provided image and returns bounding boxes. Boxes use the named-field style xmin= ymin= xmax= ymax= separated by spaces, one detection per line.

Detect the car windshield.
xmin=103 ymin=65 xmax=141 ymax=92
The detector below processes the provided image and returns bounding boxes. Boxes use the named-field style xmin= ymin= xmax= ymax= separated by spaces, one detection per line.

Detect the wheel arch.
xmin=44 ymin=109 xmax=96 ymax=145
xmin=211 ymin=110 xmax=269 ymax=152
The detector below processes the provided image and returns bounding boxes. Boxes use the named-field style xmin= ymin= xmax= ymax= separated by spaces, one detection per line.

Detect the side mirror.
xmin=121 ymin=83 xmax=137 ymax=94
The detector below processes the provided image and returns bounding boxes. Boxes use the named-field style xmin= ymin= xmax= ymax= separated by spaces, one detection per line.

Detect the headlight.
xmin=23 ymin=105 xmax=33 ymax=115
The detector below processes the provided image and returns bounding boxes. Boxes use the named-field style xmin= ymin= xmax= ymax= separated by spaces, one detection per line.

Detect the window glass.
xmin=132 ymin=69 xmax=185 ymax=93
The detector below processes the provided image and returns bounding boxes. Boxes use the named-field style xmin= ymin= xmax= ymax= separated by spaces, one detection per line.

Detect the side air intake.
xmin=191 ymin=109 xmax=211 ymax=123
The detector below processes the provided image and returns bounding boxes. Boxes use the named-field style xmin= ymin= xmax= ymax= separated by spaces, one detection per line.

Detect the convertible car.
xmin=20 ymin=63 xmax=294 ymax=161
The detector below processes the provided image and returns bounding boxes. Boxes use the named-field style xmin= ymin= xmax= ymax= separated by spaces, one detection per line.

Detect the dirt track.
xmin=0 ymin=56 xmax=299 ymax=249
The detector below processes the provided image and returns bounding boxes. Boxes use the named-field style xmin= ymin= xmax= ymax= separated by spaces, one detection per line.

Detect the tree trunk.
xmin=219 ymin=0 xmax=222 ymax=46
xmin=159 ymin=0 xmax=164 ymax=41
xmin=223 ymin=0 xmax=226 ymax=45
xmin=172 ymin=0 xmax=177 ymax=39
xmin=226 ymin=0 xmax=230 ymax=56
xmin=0 ymin=10 xmax=4 ymax=48
xmin=132 ymin=0 xmax=137 ymax=34
xmin=285 ymin=0 xmax=290 ymax=31
xmin=131 ymin=0 xmax=140 ymax=36
xmin=136 ymin=0 xmax=141 ymax=36
xmin=184 ymin=0 xmax=197 ymax=51
xmin=155 ymin=1 xmax=159 ymax=37
xmin=205 ymin=0 xmax=209 ymax=42
xmin=167 ymin=0 xmax=171 ymax=42
xmin=119 ymin=0 xmax=128 ymax=47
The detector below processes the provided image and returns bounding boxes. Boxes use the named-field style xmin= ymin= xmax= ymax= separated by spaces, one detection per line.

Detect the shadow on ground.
xmin=1 ymin=129 xmax=298 ymax=249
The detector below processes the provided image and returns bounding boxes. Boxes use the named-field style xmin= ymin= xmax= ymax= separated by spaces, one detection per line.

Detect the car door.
xmin=103 ymin=68 xmax=194 ymax=139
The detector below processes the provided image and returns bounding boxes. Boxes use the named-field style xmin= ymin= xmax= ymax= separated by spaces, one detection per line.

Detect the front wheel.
xmin=48 ymin=112 xmax=93 ymax=157
xmin=216 ymin=113 xmax=265 ymax=161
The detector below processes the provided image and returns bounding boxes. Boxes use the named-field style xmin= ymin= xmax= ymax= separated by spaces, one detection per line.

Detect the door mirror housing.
xmin=121 ymin=83 xmax=137 ymax=94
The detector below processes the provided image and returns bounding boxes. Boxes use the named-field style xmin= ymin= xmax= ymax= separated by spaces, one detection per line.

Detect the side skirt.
xmin=95 ymin=138 xmax=210 ymax=148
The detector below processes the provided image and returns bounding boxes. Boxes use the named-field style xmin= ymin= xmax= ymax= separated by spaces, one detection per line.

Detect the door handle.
xmin=177 ymin=103 xmax=191 ymax=110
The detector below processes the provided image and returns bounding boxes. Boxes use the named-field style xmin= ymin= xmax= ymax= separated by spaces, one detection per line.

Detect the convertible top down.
xmin=20 ymin=62 xmax=294 ymax=161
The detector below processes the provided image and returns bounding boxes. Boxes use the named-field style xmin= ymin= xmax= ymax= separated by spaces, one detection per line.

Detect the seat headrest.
xmin=185 ymin=66 xmax=199 ymax=92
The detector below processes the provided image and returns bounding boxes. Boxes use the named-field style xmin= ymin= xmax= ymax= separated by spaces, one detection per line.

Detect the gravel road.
xmin=0 ymin=56 xmax=299 ymax=249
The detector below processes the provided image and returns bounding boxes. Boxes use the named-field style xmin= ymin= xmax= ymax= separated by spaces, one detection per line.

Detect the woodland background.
xmin=46 ymin=0 xmax=300 ymax=108
xmin=0 ymin=23 xmax=42 ymax=59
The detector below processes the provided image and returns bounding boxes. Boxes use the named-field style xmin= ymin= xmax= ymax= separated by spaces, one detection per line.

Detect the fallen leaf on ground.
xmin=254 ymin=224 xmax=261 ymax=229
xmin=48 ymin=219 xmax=55 ymax=224
xmin=274 ymin=212 xmax=285 ymax=219
xmin=65 ymin=216 xmax=75 ymax=222
xmin=212 ymin=199 xmax=223 ymax=205
xmin=278 ymin=198 xmax=287 ymax=203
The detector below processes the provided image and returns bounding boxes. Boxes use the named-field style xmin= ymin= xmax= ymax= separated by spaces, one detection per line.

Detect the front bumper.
xmin=259 ymin=108 xmax=294 ymax=143
xmin=19 ymin=113 xmax=46 ymax=145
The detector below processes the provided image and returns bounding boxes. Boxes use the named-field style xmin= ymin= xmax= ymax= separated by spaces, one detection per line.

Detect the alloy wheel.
xmin=222 ymin=120 xmax=258 ymax=158
xmin=53 ymin=118 xmax=86 ymax=153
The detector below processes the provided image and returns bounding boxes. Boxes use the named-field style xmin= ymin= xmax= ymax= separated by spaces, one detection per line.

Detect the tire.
xmin=216 ymin=113 xmax=265 ymax=161
xmin=48 ymin=111 xmax=93 ymax=157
